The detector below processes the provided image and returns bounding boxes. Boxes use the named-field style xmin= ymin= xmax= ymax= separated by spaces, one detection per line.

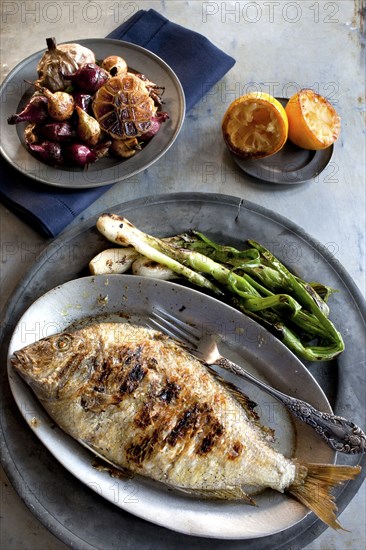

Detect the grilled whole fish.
xmin=11 ymin=322 xmax=360 ymax=529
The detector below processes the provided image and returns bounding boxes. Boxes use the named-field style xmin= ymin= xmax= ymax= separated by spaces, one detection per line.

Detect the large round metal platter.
xmin=0 ymin=39 xmax=185 ymax=188
xmin=7 ymin=274 xmax=334 ymax=540
xmin=1 ymin=193 xmax=365 ymax=549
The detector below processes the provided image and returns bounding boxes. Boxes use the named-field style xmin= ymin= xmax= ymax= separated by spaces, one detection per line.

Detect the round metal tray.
xmin=231 ymin=99 xmax=334 ymax=185
xmin=1 ymin=193 xmax=365 ymax=549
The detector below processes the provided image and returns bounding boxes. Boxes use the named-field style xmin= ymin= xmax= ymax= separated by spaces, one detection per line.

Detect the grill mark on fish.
xmin=123 ymin=345 xmax=143 ymax=365
xmin=126 ymin=429 xmax=160 ymax=466
xmin=130 ymin=403 xmax=206 ymax=468
xmin=58 ymin=353 xmax=87 ymax=381
xmin=69 ymin=341 xmax=162 ymax=416
xmin=196 ymin=419 xmax=224 ymax=455
xmin=165 ymin=402 xmax=225 ymax=454
xmin=79 ymin=343 xmax=160 ymax=413
xmin=135 ymin=400 xmax=154 ymax=428
xmin=158 ymin=381 xmax=181 ymax=403
xmin=55 ymin=352 xmax=94 ymax=396
xmin=134 ymin=380 xmax=181 ymax=429
xmin=119 ymin=363 xmax=146 ymax=394
xmin=86 ymin=345 xmax=147 ymax=397
xmin=117 ymin=345 xmax=147 ymax=395
xmin=166 ymin=404 xmax=202 ymax=446
xmin=132 ymin=375 xmax=179 ymax=429
xmin=94 ymin=360 xmax=111 ymax=388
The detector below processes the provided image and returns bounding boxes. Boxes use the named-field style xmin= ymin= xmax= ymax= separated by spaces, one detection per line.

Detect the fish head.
xmin=11 ymin=331 xmax=88 ymax=399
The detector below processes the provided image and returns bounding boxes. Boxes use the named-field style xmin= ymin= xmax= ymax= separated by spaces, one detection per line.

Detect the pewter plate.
xmin=0 ymin=39 xmax=185 ymax=188
xmin=7 ymin=274 xmax=334 ymax=539
xmin=232 ymin=99 xmax=334 ymax=184
xmin=1 ymin=193 xmax=365 ymax=549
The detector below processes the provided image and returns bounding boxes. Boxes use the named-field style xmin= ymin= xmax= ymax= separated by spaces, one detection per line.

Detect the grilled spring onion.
xmin=96 ymin=214 xmax=344 ymax=362
xmin=89 ymin=247 xmax=138 ymax=275
xmin=172 ymin=231 xmax=344 ymax=360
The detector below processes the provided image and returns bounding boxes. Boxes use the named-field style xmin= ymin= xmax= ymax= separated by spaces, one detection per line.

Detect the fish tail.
xmin=287 ymin=462 xmax=361 ymax=530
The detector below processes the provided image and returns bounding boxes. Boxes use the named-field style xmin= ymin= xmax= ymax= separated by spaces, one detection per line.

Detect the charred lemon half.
xmin=222 ymin=92 xmax=288 ymax=159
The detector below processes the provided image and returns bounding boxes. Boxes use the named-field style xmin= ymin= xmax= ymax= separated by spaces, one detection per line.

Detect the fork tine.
xmin=149 ymin=308 xmax=200 ymax=348
xmin=147 ymin=316 xmax=183 ymax=342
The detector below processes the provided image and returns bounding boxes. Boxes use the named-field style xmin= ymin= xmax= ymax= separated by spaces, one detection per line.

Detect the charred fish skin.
xmin=12 ymin=322 xmax=361 ymax=529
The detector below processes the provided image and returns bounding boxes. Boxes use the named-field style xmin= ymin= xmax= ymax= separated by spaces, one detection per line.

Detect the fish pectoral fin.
xmin=176 ymin=484 xmax=257 ymax=505
xmin=92 ymin=457 xmax=134 ymax=480
xmin=78 ymin=438 xmax=133 ymax=477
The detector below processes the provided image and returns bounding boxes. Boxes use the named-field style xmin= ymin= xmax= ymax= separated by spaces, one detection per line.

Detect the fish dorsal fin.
xmin=206 ymin=366 xmax=275 ymax=443
xmin=176 ymin=484 xmax=257 ymax=505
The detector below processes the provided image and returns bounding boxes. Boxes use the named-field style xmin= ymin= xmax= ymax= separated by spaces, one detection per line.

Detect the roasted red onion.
xmin=140 ymin=111 xmax=169 ymax=140
xmin=64 ymin=143 xmax=97 ymax=167
xmin=39 ymin=121 xmax=77 ymax=142
xmin=65 ymin=63 xmax=109 ymax=93
xmin=28 ymin=140 xmax=63 ymax=166
xmin=7 ymin=95 xmax=48 ymax=125
xmin=73 ymin=92 xmax=93 ymax=113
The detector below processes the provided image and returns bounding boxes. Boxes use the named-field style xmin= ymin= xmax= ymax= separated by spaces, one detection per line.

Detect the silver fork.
xmin=148 ymin=308 xmax=366 ymax=455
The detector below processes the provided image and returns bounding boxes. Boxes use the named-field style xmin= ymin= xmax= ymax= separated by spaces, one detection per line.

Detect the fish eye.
xmin=53 ymin=334 xmax=72 ymax=352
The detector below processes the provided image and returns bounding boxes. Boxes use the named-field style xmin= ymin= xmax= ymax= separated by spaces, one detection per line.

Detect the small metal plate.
xmin=232 ymin=99 xmax=334 ymax=184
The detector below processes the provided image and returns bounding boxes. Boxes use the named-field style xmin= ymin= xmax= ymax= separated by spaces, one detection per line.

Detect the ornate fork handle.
xmin=215 ymin=357 xmax=366 ymax=454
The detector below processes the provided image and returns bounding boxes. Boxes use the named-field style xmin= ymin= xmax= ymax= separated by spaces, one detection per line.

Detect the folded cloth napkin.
xmin=107 ymin=9 xmax=235 ymax=112
xmin=0 ymin=157 xmax=110 ymax=237
xmin=0 ymin=9 xmax=235 ymax=238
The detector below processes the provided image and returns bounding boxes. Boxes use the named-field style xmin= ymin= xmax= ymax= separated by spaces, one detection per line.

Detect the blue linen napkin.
xmin=107 ymin=9 xmax=236 ymax=112
xmin=0 ymin=158 xmax=110 ymax=237
xmin=0 ymin=9 xmax=235 ymax=238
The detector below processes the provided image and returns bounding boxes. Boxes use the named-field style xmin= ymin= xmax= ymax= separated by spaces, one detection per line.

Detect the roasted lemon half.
xmin=222 ymin=92 xmax=289 ymax=159
xmin=285 ymin=89 xmax=341 ymax=150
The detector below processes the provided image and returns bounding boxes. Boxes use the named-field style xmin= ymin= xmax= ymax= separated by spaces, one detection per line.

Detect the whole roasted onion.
xmin=64 ymin=143 xmax=97 ymax=167
xmin=28 ymin=141 xmax=63 ymax=166
xmin=7 ymin=95 xmax=48 ymax=125
xmin=65 ymin=63 xmax=109 ymax=94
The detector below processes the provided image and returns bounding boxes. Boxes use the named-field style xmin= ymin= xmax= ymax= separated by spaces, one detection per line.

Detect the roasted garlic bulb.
xmin=36 ymin=37 xmax=95 ymax=92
